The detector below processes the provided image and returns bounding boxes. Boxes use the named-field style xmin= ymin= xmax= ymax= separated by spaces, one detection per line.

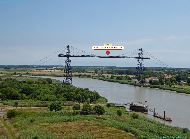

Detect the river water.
xmin=46 ymin=76 xmax=190 ymax=129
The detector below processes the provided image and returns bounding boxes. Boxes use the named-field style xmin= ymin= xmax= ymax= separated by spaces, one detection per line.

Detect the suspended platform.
xmin=58 ymin=54 xmax=96 ymax=58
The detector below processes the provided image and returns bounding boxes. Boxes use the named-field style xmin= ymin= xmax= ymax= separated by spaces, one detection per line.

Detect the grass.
xmin=0 ymin=120 xmax=7 ymax=139
xmin=7 ymin=106 xmax=190 ymax=139
xmin=11 ymin=111 xmax=135 ymax=139
xmin=45 ymin=121 xmax=135 ymax=139
xmin=2 ymin=100 xmax=55 ymax=107
xmin=0 ymin=118 xmax=17 ymax=139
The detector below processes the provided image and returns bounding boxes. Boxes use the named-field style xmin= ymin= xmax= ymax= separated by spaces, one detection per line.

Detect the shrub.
xmin=32 ymin=136 xmax=39 ymax=139
xmin=106 ymin=103 xmax=115 ymax=107
xmin=80 ymin=103 xmax=92 ymax=115
xmin=182 ymin=128 xmax=189 ymax=133
xmin=117 ymin=110 xmax=122 ymax=116
xmin=30 ymin=118 xmax=35 ymax=123
xmin=131 ymin=113 xmax=139 ymax=119
xmin=14 ymin=101 xmax=18 ymax=108
xmin=72 ymin=111 xmax=80 ymax=115
xmin=93 ymin=105 xmax=105 ymax=115
xmin=106 ymin=103 xmax=111 ymax=108
xmin=73 ymin=104 xmax=80 ymax=110
xmin=49 ymin=101 xmax=62 ymax=112
xmin=7 ymin=109 xmax=17 ymax=119
xmin=46 ymin=78 xmax=53 ymax=84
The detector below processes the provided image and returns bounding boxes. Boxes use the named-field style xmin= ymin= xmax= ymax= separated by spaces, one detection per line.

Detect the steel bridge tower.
xmin=58 ymin=46 xmax=150 ymax=84
xmin=58 ymin=45 xmax=95 ymax=84
xmin=64 ymin=45 xmax=72 ymax=84
xmin=136 ymin=48 xmax=146 ymax=83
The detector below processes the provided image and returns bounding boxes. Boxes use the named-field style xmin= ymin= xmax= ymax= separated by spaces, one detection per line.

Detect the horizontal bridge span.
xmin=59 ymin=54 xmax=150 ymax=59
xmin=58 ymin=54 xmax=96 ymax=57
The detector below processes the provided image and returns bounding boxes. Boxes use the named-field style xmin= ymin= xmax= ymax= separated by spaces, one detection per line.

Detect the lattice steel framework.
xmin=59 ymin=46 xmax=149 ymax=84
xmin=136 ymin=48 xmax=146 ymax=83
xmin=63 ymin=45 xmax=72 ymax=84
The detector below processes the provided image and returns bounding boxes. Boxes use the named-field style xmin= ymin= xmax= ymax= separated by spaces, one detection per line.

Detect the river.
xmin=43 ymin=76 xmax=190 ymax=129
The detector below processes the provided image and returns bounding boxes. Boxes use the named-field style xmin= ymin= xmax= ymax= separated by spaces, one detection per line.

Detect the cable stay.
xmin=58 ymin=45 xmax=150 ymax=84
xmin=144 ymin=50 xmax=173 ymax=69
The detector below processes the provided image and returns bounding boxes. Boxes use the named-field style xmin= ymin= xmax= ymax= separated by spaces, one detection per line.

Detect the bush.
xmin=106 ymin=103 xmax=115 ymax=107
xmin=7 ymin=109 xmax=17 ymax=119
xmin=106 ymin=103 xmax=111 ymax=108
xmin=80 ymin=103 xmax=92 ymax=115
xmin=14 ymin=101 xmax=18 ymax=108
xmin=30 ymin=118 xmax=35 ymax=123
xmin=117 ymin=110 xmax=122 ymax=116
xmin=45 ymin=78 xmax=53 ymax=84
xmin=49 ymin=101 xmax=62 ymax=112
xmin=93 ymin=105 xmax=105 ymax=115
xmin=72 ymin=111 xmax=80 ymax=115
xmin=32 ymin=136 xmax=39 ymax=139
xmin=131 ymin=113 xmax=139 ymax=119
xmin=73 ymin=104 xmax=80 ymax=110
xmin=182 ymin=128 xmax=189 ymax=133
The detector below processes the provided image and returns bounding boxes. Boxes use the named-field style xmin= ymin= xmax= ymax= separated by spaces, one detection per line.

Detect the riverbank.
xmin=1 ymin=103 xmax=189 ymax=139
xmin=92 ymin=77 xmax=190 ymax=95
xmin=1 ymin=76 xmax=190 ymax=138
xmin=24 ymin=72 xmax=190 ymax=95
xmin=2 ymin=67 xmax=190 ymax=95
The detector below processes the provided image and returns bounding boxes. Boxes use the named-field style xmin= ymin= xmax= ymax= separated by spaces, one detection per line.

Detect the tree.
xmin=125 ymin=75 xmax=132 ymax=80
xmin=110 ymin=75 xmax=114 ymax=79
xmin=14 ymin=101 xmax=18 ymax=108
xmin=49 ymin=101 xmax=62 ymax=112
xmin=80 ymin=103 xmax=92 ymax=115
xmin=0 ymin=87 xmax=20 ymax=100
xmin=100 ymin=69 xmax=103 ymax=75
xmin=93 ymin=105 xmax=105 ymax=115
xmin=116 ymin=76 xmax=123 ymax=80
xmin=149 ymin=80 xmax=160 ymax=85
xmin=94 ymin=69 xmax=98 ymax=74
xmin=117 ymin=110 xmax=122 ymax=116
xmin=73 ymin=104 xmax=80 ymax=110
xmin=158 ymin=75 xmax=165 ymax=85
xmin=187 ymin=78 xmax=190 ymax=85
xmin=131 ymin=113 xmax=139 ymax=119
xmin=7 ymin=109 xmax=17 ymax=119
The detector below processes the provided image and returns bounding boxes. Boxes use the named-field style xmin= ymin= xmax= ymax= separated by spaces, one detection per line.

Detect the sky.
xmin=0 ymin=0 xmax=190 ymax=67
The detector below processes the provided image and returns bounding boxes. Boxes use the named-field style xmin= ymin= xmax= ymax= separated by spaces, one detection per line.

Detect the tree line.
xmin=0 ymin=78 xmax=105 ymax=103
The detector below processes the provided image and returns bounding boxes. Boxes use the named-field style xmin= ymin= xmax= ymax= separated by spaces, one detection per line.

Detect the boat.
xmin=129 ymin=102 xmax=148 ymax=113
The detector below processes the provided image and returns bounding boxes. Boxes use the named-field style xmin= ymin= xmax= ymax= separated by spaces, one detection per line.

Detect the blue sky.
xmin=0 ymin=0 xmax=190 ymax=67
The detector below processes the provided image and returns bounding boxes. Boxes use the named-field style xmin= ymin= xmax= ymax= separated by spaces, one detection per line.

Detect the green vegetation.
xmin=6 ymin=106 xmax=189 ymax=139
xmin=93 ymin=105 xmax=105 ymax=115
xmin=117 ymin=109 xmax=122 ymax=116
xmin=71 ymin=66 xmax=190 ymax=94
xmin=7 ymin=109 xmax=17 ymax=119
xmin=1 ymin=66 xmax=190 ymax=94
xmin=72 ymin=104 xmax=81 ymax=111
xmin=131 ymin=113 xmax=139 ymax=119
xmin=96 ymin=75 xmax=190 ymax=94
xmin=80 ymin=103 xmax=93 ymax=115
xmin=0 ymin=77 xmax=106 ymax=103
xmin=49 ymin=102 xmax=62 ymax=112
xmin=0 ymin=70 xmax=190 ymax=138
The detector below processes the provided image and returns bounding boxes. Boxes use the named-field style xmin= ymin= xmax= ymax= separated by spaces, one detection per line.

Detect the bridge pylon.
xmin=58 ymin=46 xmax=150 ymax=84
xmin=58 ymin=45 xmax=95 ymax=84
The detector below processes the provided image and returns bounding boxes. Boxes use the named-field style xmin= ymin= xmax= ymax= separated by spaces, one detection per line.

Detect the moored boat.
xmin=129 ymin=102 xmax=148 ymax=113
